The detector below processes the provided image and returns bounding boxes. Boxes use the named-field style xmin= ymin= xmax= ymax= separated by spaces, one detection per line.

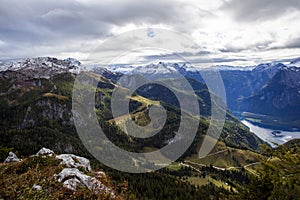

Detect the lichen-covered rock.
xmin=54 ymin=168 xmax=115 ymax=197
xmin=55 ymin=154 xmax=91 ymax=171
xmin=4 ymin=152 xmax=20 ymax=163
xmin=36 ymin=147 xmax=54 ymax=156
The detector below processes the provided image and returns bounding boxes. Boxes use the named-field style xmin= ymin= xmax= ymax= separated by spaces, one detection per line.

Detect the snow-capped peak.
xmin=106 ymin=62 xmax=195 ymax=74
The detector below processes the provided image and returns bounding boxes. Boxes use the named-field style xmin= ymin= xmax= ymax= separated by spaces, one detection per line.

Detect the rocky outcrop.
xmin=4 ymin=152 xmax=20 ymax=163
xmin=0 ymin=148 xmax=122 ymax=199
xmin=56 ymin=154 xmax=91 ymax=172
xmin=54 ymin=168 xmax=115 ymax=197
xmin=26 ymin=149 xmax=117 ymax=197
xmin=53 ymin=152 xmax=118 ymax=197
xmin=36 ymin=147 xmax=55 ymax=157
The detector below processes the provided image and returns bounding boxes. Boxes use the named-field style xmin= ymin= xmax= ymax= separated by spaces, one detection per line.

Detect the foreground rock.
xmin=32 ymin=184 xmax=42 ymax=191
xmin=55 ymin=168 xmax=115 ymax=197
xmin=4 ymin=152 xmax=20 ymax=163
xmin=56 ymin=154 xmax=91 ymax=171
xmin=36 ymin=147 xmax=54 ymax=156
xmin=53 ymin=153 xmax=118 ymax=197
xmin=2 ymin=149 xmax=119 ymax=198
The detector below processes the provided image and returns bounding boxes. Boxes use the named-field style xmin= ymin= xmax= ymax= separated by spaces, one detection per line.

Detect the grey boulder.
xmin=4 ymin=152 xmax=20 ymax=163
xmin=54 ymin=168 xmax=115 ymax=197
xmin=36 ymin=147 xmax=54 ymax=156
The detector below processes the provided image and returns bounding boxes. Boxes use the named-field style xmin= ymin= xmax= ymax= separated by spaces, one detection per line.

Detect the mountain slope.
xmin=238 ymin=67 xmax=300 ymax=129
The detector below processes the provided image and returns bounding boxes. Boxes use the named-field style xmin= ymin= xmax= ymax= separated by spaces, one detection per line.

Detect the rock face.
xmin=56 ymin=154 xmax=91 ymax=172
xmin=36 ymin=147 xmax=54 ymax=156
xmin=4 ymin=152 xmax=20 ymax=163
xmin=54 ymin=168 xmax=114 ymax=196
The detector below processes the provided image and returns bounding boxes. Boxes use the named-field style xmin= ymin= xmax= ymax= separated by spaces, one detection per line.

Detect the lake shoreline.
xmin=241 ymin=120 xmax=300 ymax=148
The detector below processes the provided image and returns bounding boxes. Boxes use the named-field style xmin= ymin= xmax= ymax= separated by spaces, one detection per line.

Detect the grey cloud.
xmin=141 ymin=51 xmax=247 ymax=66
xmin=0 ymin=0 xmax=113 ymax=43
xmin=222 ymin=0 xmax=300 ymax=22
xmin=191 ymin=57 xmax=247 ymax=64
xmin=263 ymin=37 xmax=300 ymax=51
xmin=220 ymin=40 xmax=274 ymax=53
xmin=0 ymin=0 xmax=213 ymax=58
xmin=285 ymin=37 xmax=300 ymax=49
xmin=143 ymin=51 xmax=212 ymax=61
xmin=0 ymin=0 xmax=210 ymax=41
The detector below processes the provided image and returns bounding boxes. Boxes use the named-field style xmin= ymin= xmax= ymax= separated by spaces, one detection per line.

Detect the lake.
xmin=241 ymin=120 xmax=300 ymax=147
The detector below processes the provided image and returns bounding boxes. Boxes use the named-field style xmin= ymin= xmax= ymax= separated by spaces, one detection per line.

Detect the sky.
xmin=1 ymin=0 xmax=300 ymax=67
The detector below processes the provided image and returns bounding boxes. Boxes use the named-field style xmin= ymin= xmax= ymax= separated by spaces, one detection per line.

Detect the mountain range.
xmin=0 ymin=57 xmax=264 ymax=156
xmin=103 ymin=58 xmax=300 ymax=130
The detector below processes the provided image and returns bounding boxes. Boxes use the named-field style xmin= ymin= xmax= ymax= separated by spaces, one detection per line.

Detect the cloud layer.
xmin=0 ymin=0 xmax=300 ymax=66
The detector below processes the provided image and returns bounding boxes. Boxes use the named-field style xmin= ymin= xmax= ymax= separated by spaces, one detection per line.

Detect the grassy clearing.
xmin=166 ymin=162 xmax=182 ymax=171
xmin=188 ymin=145 xmax=264 ymax=169
xmin=130 ymin=95 xmax=160 ymax=106
xmin=43 ymin=93 xmax=68 ymax=100
xmin=185 ymin=175 xmax=233 ymax=191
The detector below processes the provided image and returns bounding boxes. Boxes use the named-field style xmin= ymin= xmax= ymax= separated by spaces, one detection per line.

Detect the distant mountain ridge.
xmin=100 ymin=58 xmax=300 ymax=129
xmin=105 ymin=57 xmax=300 ymax=74
xmin=0 ymin=57 xmax=82 ymax=78
xmin=101 ymin=59 xmax=291 ymax=110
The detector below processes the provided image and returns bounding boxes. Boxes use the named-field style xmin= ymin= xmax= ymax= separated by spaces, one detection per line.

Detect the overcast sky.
xmin=1 ymin=0 xmax=300 ymax=66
